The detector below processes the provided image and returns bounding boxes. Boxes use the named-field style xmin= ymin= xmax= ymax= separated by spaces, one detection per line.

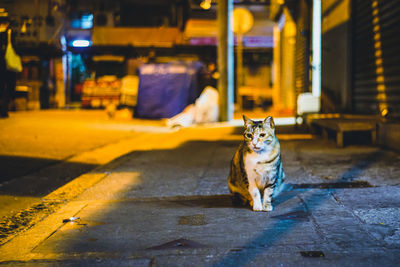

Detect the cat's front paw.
xmin=262 ymin=203 xmax=273 ymax=212
xmin=252 ymin=202 xmax=263 ymax=212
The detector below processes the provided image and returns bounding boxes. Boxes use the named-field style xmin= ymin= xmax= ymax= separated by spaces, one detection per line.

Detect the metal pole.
xmin=237 ymin=33 xmax=243 ymax=103
xmin=217 ymin=0 xmax=234 ymax=121
xmin=312 ymin=0 xmax=321 ymax=98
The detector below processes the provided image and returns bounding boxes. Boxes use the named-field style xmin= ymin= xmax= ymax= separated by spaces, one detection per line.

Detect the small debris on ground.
xmin=62 ymin=217 xmax=80 ymax=223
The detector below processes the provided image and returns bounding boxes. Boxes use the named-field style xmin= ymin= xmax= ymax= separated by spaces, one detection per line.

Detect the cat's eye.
xmin=259 ymin=133 xmax=266 ymax=137
xmin=245 ymin=133 xmax=253 ymax=138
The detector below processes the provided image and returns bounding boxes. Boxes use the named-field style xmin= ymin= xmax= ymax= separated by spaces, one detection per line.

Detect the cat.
xmin=228 ymin=115 xmax=285 ymax=212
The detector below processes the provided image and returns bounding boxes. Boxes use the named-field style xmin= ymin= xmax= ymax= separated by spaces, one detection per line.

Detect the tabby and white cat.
xmin=228 ymin=115 xmax=285 ymax=212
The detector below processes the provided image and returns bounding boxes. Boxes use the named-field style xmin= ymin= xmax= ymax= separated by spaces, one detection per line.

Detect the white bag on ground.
xmin=166 ymin=104 xmax=195 ymax=127
xmin=194 ymin=86 xmax=219 ymax=124
xmin=167 ymin=86 xmax=219 ymax=127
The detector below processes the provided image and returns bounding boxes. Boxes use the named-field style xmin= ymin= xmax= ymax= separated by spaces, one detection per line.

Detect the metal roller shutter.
xmin=352 ymin=0 xmax=400 ymax=118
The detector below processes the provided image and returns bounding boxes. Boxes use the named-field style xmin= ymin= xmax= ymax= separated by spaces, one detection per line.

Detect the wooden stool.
xmin=312 ymin=119 xmax=377 ymax=148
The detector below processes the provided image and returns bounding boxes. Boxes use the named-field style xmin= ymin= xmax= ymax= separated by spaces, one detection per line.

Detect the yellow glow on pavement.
xmin=277 ymin=134 xmax=314 ymax=140
xmin=75 ymin=172 xmax=142 ymax=201
xmin=44 ymin=173 xmax=110 ymax=201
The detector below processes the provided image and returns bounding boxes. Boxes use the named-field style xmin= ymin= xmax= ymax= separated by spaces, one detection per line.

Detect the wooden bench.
xmin=311 ymin=119 xmax=377 ymax=148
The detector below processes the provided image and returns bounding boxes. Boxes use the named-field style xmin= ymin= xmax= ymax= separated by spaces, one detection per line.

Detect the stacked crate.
xmin=81 ymin=77 xmax=121 ymax=108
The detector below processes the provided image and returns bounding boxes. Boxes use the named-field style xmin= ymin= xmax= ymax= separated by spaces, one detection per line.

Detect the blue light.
xmin=72 ymin=40 xmax=91 ymax=47
xmin=70 ymin=13 xmax=93 ymax=29
xmin=81 ymin=14 xmax=93 ymax=29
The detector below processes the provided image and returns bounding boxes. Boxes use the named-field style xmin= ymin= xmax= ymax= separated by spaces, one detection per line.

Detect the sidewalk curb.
xmin=0 ymin=200 xmax=88 ymax=261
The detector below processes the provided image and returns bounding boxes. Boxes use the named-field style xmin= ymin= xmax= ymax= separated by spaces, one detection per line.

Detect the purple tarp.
xmin=136 ymin=62 xmax=202 ymax=119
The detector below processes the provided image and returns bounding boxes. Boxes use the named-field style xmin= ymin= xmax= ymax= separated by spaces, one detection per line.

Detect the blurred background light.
xmin=200 ymin=0 xmax=211 ymax=10
xmin=71 ymin=13 xmax=93 ymax=29
xmin=81 ymin=14 xmax=94 ymax=29
xmin=71 ymin=40 xmax=91 ymax=47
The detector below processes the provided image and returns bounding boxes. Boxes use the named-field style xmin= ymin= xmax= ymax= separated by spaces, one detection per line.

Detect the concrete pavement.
xmin=0 ymin=111 xmax=400 ymax=266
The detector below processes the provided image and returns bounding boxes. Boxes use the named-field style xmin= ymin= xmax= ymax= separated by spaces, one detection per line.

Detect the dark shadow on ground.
xmin=167 ymin=195 xmax=237 ymax=209
xmin=0 ymin=155 xmax=98 ymax=197
xmin=0 ymin=155 xmax=59 ymax=183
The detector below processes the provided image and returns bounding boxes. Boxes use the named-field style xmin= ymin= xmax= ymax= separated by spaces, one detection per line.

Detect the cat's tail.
xmin=231 ymin=192 xmax=250 ymax=207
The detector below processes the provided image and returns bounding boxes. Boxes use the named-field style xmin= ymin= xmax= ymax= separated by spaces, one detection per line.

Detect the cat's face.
xmin=243 ymin=115 xmax=275 ymax=153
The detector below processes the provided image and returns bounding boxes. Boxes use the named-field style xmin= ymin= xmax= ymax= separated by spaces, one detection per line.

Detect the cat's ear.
xmin=243 ymin=115 xmax=253 ymax=128
xmin=263 ymin=116 xmax=275 ymax=129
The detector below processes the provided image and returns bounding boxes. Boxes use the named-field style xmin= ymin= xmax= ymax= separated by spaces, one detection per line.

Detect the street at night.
xmin=1 ymin=0 xmax=400 ymax=265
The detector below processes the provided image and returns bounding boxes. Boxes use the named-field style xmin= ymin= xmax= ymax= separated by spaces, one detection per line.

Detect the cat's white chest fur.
xmin=244 ymin=150 xmax=276 ymax=189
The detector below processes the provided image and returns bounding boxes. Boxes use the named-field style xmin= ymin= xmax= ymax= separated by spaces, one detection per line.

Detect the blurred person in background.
xmin=0 ymin=8 xmax=16 ymax=118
